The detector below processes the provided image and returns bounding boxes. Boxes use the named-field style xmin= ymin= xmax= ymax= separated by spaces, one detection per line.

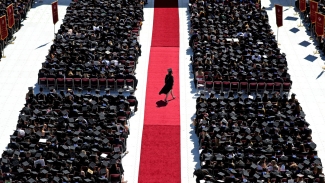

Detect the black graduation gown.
xmin=159 ymin=74 xmax=174 ymax=95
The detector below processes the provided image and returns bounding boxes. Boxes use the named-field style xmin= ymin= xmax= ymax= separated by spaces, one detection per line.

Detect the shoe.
xmin=172 ymin=96 xmax=176 ymax=99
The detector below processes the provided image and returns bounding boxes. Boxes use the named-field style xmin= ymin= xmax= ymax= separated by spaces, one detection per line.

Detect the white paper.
xmin=39 ymin=139 xmax=47 ymax=143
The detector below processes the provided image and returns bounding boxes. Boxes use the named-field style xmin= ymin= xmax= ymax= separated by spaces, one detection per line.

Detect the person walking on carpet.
xmin=159 ymin=68 xmax=176 ymax=103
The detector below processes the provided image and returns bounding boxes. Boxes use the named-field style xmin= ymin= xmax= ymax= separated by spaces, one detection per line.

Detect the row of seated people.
xmin=38 ymin=69 xmax=138 ymax=91
xmin=0 ymin=87 xmax=138 ymax=183
xmin=193 ymin=91 xmax=323 ymax=183
xmin=37 ymin=0 xmax=143 ymax=86
xmin=189 ymin=0 xmax=292 ymax=91
xmin=0 ymin=0 xmax=34 ymax=57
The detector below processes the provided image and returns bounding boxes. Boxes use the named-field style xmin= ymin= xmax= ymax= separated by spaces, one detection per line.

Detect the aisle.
xmin=138 ymin=0 xmax=181 ymax=182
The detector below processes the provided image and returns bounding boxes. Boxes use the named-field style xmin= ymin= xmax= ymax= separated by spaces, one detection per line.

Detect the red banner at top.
xmin=52 ymin=1 xmax=58 ymax=24
xmin=300 ymin=0 xmax=306 ymax=12
xmin=315 ymin=12 xmax=325 ymax=37
xmin=275 ymin=4 xmax=283 ymax=27
xmin=6 ymin=4 xmax=14 ymax=28
xmin=310 ymin=1 xmax=318 ymax=23
xmin=0 ymin=16 xmax=8 ymax=40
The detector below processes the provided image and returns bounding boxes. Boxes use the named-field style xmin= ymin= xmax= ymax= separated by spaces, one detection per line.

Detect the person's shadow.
xmin=156 ymin=100 xmax=167 ymax=107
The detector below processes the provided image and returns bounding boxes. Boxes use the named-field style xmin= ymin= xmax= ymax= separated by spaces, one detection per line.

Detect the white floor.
xmin=0 ymin=0 xmax=324 ymax=183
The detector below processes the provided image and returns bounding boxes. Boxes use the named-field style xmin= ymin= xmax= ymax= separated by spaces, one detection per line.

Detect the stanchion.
xmin=314 ymin=36 xmax=320 ymax=54
xmin=2 ymin=38 xmax=6 ymax=58
xmin=310 ymin=24 xmax=314 ymax=40
xmin=294 ymin=10 xmax=298 ymax=16
xmin=277 ymin=27 xmax=280 ymax=45
xmin=298 ymin=18 xmax=303 ymax=27
xmin=52 ymin=25 xmax=55 ymax=41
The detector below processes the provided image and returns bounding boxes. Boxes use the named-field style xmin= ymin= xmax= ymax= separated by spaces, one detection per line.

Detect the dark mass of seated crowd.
xmin=38 ymin=0 xmax=144 ymax=91
xmin=189 ymin=0 xmax=324 ymax=183
xmin=0 ymin=0 xmax=33 ymax=58
xmin=0 ymin=0 xmax=144 ymax=182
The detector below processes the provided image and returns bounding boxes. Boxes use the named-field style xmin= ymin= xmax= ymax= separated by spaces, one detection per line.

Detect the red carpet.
xmin=138 ymin=0 xmax=180 ymax=182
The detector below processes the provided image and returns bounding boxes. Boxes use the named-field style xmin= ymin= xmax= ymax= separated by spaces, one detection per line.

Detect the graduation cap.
xmin=310 ymin=142 xmax=317 ymax=149
xmin=53 ymin=176 xmax=60 ymax=183
xmin=263 ymin=173 xmax=270 ymax=178
xmin=253 ymin=173 xmax=260 ymax=179
xmin=280 ymin=156 xmax=288 ymax=161
xmin=230 ymin=169 xmax=237 ymax=174
xmin=39 ymin=178 xmax=49 ymax=183
xmin=218 ymin=172 xmax=225 ymax=177
xmin=28 ymin=178 xmax=36 ymax=183
xmin=236 ymin=134 xmax=243 ymax=139
xmin=35 ymin=153 xmax=42 ymax=158
xmin=84 ymin=178 xmax=93 ymax=182
xmin=22 ymin=161 xmax=30 ymax=166
xmin=246 ymin=135 xmax=252 ymax=140
xmin=41 ymin=169 xmax=48 ymax=174
xmin=303 ymin=159 xmax=310 ymax=165
xmin=62 ymin=170 xmax=70 ymax=174
xmin=89 ymin=162 xmax=96 ymax=169
xmin=113 ymin=154 xmax=121 ymax=159
xmin=17 ymin=167 xmax=24 ymax=173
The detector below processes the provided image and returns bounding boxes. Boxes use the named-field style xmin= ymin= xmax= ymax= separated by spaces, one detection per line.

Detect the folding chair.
xmin=222 ymin=81 xmax=230 ymax=92
xmin=282 ymin=82 xmax=291 ymax=93
xmin=81 ymin=78 xmax=90 ymax=89
xmin=195 ymin=75 xmax=204 ymax=84
xmin=90 ymin=78 xmax=99 ymax=89
xmin=196 ymin=80 xmax=205 ymax=93
xmin=110 ymin=174 xmax=121 ymax=183
xmin=39 ymin=78 xmax=47 ymax=88
xmin=249 ymin=82 xmax=257 ymax=93
xmin=205 ymin=81 xmax=213 ymax=91
xmin=273 ymin=82 xmax=282 ymax=93
xmin=127 ymin=99 xmax=136 ymax=107
xmin=125 ymin=79 xmax=135 ymax=90
xmin=65 ymin=78 xmax=73 ymax=90
xmin=265 ymin=83 xmax=274 ymax=92
xmin=47 ymin=78 xmax=56 ymax=89
xmin=56 ymin=78 xmax=65 ymax=90
xmin=213 ymin=81 xmax=222 ymax=92
xmin=257 ymin=82 xmax=266 ymax=93
xmin=240 ymin=82 xmax=248 ymax=93
xmin=116 ymin=79 xmax=125 ymax=89
xmin=107 ymin=79 xmax=115 ymax=90
xmin=98 ymin=78 xmax=107 ymax=90
xmin=230 ymin=82 xmax=239 ymax=92
xmin=73 ymin=78 xmax=82 ymax=90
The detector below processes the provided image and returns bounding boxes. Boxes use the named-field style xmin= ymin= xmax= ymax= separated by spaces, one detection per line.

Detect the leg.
xmin=165 ymin=91 xmax=170 ymax=102
xmin=170 ymin=89 xmax=175 ymax=99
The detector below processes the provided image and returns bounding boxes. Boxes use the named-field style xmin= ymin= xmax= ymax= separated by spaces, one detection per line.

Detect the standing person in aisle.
xmin=159 ymin=68 xmax=176 ymax=103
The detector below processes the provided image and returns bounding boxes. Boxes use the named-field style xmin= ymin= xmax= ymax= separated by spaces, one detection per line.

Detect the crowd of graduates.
xmin=0 ymin=0 xmax=143 ymax=182
xmin=190 ymin=0 xmax=323 ymax=183
xmin=37 ymin=0 xmax=143 ymax=87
